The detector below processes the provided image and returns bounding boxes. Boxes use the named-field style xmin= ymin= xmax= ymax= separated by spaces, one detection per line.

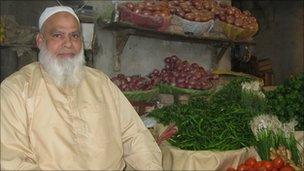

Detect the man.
xmin=1 ymin=6 xmax=162 ymax=170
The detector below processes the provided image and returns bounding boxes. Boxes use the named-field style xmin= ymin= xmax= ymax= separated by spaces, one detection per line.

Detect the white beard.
xmin=38 ymin=43 xmax=85 ymax=88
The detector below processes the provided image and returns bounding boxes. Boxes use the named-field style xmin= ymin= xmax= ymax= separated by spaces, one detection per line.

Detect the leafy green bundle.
xmin=151 ymin=77 xmax=266 ymax=151
xmin=266 ymin=73 xmax=304 ymax=130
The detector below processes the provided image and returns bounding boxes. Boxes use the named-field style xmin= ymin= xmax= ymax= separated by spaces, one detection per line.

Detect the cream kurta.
xmin=1 ymin=62 xmax=162 ymax=170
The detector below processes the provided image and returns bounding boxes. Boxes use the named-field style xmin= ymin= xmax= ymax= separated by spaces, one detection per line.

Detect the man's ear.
xmin=36 ymin=33 xmax=44 ymax=48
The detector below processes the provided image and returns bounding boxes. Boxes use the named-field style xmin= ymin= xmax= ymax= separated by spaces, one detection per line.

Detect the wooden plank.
xmin=99 ymin=22 xmax=256 ymax=46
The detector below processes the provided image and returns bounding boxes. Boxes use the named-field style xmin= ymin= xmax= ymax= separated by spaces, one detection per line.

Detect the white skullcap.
xmin=39 ymin=6 xmax=79 ymax=30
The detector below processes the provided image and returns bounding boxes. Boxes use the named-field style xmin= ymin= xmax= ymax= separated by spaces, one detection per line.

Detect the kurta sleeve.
xmin=1 ymin=82 xmax=40 ymax=170
xmin=109 ymin=80 xmax=163 ymax=170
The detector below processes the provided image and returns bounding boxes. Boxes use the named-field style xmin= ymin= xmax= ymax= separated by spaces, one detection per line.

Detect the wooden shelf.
xmin=100 ymin=22 xmax=255 ymax=46
xmin=98 ymin=21 xmax=256 ymax=71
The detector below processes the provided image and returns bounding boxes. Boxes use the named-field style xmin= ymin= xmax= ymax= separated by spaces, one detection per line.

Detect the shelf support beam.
xmin=112 ymin=30 xmax=130 ymax=71
xmin=211 ymin=43 xmax=231 ymax=69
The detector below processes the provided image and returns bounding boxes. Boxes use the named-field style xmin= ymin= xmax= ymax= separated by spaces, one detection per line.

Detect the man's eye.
xmin=72 ymin=34 xmax=80 ymax=39
xmin=52 ymin=34 xmax=62 ymax=38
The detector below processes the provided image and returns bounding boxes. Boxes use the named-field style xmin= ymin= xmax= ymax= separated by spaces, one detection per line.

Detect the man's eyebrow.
xmin=70 ymin=31 xmax=81 ymax=34
xmin=49 ymin=29 xmax=64 ymax=33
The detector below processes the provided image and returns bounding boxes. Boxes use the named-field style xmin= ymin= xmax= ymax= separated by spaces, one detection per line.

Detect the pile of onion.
xmin=124 ymin=0 xmax=214 ymax=22
xmin=165 ymin=0 xmax=258 ymax=29
xmin=218 ymin=3 xmax=258 ymax=30
xmin=125 ymin=1 xmax=170 ymax=18
xmin=111 ymin=74 xmax=159 ymax=91
xmin=112 ymin=55 xmax=218 ymax=91
xmin=166 ymin=0 xmax=214 ymax=22
xmin=124 ymin=0 xmax=258 ymax=30
xmin=149 ymin=55 xmax=218 ymax=90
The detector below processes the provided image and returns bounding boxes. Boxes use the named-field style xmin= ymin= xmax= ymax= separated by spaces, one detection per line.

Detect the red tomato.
xmin=245 ymin=157 xmax=258 ymax=167
xmin=254 ymin=161 xmax=264 ymax=169
xmin=280 ymin=165 xmax=295 ymax=171
xmin=226 ymin=167 xmax=236 ymax=171
xmin=237 ymin=164 xmax=248 ymax=171
xmin=272 ymin=157 xmax=285 ymax=169
xmin=247 ymin=167 xmax=256 ymax=171
xmin=271 ymin=168 xmax=279 ymax=171
xmin=263 ymin=161 xmax=273 ymax=171
xmin=256 ymin=166 xmax=267 ymax=171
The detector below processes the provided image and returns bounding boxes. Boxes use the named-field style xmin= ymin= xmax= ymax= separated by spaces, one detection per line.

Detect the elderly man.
xmin=1 ymin=6 xmax=162 ymax=170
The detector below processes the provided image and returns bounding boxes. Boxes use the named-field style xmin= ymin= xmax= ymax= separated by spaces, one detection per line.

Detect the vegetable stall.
xmin=100 ymin=0 xmax=304 ymax=170
xmin=112 ymin=56 xmax=303 ymax=170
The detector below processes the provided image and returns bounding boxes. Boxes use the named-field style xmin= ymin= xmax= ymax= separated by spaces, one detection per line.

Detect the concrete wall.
xmin=94 ymin=29 xmax=231 ymax=77
xmin=255 ymin=1 xmax=303 ymax=84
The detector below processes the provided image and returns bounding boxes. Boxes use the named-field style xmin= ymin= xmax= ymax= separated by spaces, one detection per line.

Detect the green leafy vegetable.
xmin=266 ymin=73 xmax=304 ymax=130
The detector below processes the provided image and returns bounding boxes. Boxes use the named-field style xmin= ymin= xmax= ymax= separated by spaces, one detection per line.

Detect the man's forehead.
xmin=48 ymin=26 xmax=80 ymax=33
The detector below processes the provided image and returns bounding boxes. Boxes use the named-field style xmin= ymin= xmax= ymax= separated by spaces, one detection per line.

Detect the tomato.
xmin=245 ymin=157 xmax=258 ymax=167
xmin=256 ymin=166 xmax=267 ymax=171
xmin=280 ymin=165 xmax=295 ymax=171
xmin=237 ymin=164 xmax=248 ymax=171
xmin=226 ymin=167 xmax=236 ymax=171
xmin=272 ymin=157 xmax=285 ymax=169
xmin=254 ymin=161 xmax=264 ymax=169
xmin=263 ymin=161 xmax=273 ymax=171
xmin=271 ymin=168 xmax=279 ymax=171
xmin=247 ymin=167 xmax=256 ymax=171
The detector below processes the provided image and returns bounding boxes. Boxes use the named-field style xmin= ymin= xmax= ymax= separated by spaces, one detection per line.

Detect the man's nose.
xmin=63 ymin=36 xmax=72 ymax=48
